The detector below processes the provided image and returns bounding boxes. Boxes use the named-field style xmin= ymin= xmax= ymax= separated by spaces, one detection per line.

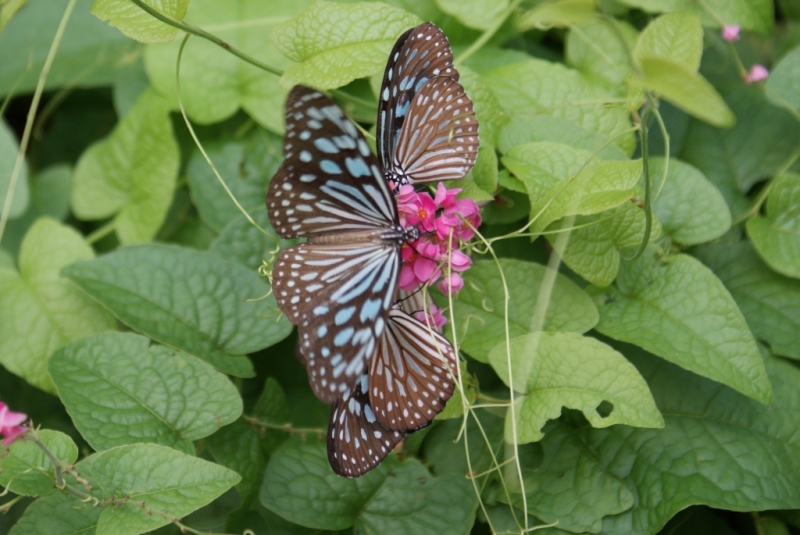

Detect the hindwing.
xmin=328 ymin=373 xmax=404 ymax=478
xmin=369 ymin=296 xmax=458 ymax=431
xmin=273 ymin=241 xmax=401 ymax=402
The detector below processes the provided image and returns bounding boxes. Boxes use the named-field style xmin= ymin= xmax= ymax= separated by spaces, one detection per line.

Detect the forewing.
xmin=376 ymin=22 xmax=457 ymax=172
xmin=369 ymin=306 xmax=458 ymax=431
xmin=273 ymin=242 xmax=401 ymax=402
xmin=392 ymin=76 xmax=479 ymax=183
xmin=328 ymin=373 xmax=404 ymax=478
xmin=267 ymin=85 xmax=398 ymax=239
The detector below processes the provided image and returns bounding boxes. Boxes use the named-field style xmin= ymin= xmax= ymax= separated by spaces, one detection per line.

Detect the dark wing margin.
xmin=328 ymin=373 xmax=404 ymax=478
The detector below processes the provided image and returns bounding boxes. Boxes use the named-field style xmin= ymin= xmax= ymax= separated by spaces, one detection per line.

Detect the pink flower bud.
xmin=437 ymin=273 xmax=464 ymax=295
xmin=722 ymin=25 xmax=740 ymax=42
xmin=745 ymin=64 xmax=769 ymax=83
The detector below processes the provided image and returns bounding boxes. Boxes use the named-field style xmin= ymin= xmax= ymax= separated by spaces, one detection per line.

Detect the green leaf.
xmin=210 ymin=210 xmax=290 ymax=271
xmin=502 ymin=142 xmax=642 ymax=232
xmin=206 ymin=419 xmax=270 ymax=504
xmin=0 ymin=119 xmax=30 ymax=218
xmin=516 ymin=0 xmax=596 ymax=31
xmin=581 ymin=349 xmax=800 ymax=535
xmin=566 ymin=19 xmax=638 ymax=88
xmin=143 ymin=0 xmax=315 ymax=133
xmin=489 ymin=332 xmax=663 ymax=444
xmin=71 ymin=89 xmax=178 ymax=244
xmin=91 ymin=0 xmax=189 ymax=43
xmin=695 ymin=241 xmax=800 ymax=360
xmin=503 ymin=421 xmax=636 ymax=533
xmin=187 ymin=130 xmax=282 ymax=233
xmin=0 ymin=0 xmax=140 ymax=98
xmin=62 ymin=243 xmax=293 ymax=377
xmin=450 ymin=258 xmax=598 ymax=362
xmin=649 ymin=157 xmax=731 ymax=244
xmin=0 ymin=218 xmax=116 ymax=392
xmin=31 ymin=164 xmax=72 ymax=221
xmin=634 ymin=56 xmax=735 ymax=128
xmin=680 ymin=86 xmax=800 ymax=213
xmin=498 ymin=115 xmax=628 ymax=160
xmin=546 ymin=203 xmax=662 ymax=287
xmin=484 ymin=59 xmax=636 ymax=155
xmin=50 ymin=332 xmax=243 ymax=453
xmin=272 ymin=1 xmax=421 ymax=90
xmin=0 ymin=430 xmax=78 ymax=497
xmin=747 ymin=173 xmax=800 ymax=279
xmin=615 ymin=0 xmax=773 ymax=34
xmin=459 ymin=66 xmax=507 ymax=146
xmin=767 ymin=44 xmax=800 ymax=113
xmin=260 ymin=439 xmax=476 ymax=533
xmin=468 ymin=144 xmax=498 ymax=195
xmin=8 ymin=491 xmax=102 ymax=535
xmin=592 ymin=248 xmax=773 ymax=403
xmin=80 ymin=443 xmax=240 ymax=535
xmin=435 ymin=0 xmax=510 ymax=30
xmin=633 ymin=11 xmax=703 ymax=71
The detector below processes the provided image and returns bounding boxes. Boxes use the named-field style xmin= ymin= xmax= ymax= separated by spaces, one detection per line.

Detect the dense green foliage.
xmin=1 ymin=0 xmax=799 ymax=534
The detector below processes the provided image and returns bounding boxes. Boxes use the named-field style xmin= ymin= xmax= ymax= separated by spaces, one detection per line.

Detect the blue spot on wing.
xmin=345 ymin=157 xmax=371 ymax=177
xmin=320 ymin=160 xmax=342 ymax=174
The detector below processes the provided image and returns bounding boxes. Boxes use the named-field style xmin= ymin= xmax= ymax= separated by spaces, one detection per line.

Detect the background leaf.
xmin=71 ymin=89 xmax=178 ymax=244
xmin=0 ymin=430 xmax=78 ymax=497
xmin=50 ymin=332 xmax=243 ymax=453
xmin=272 ymin=1 xmax=421 ymax=90
xmin=489 ymin=332 xmax=663 ymax=444
xmin=592 ymin=248 xmax=773 ymax=403
xmin=143 ymin=0 xmax=316 ymax=133
xmin=695 ymin=241 xmax=800 ymax=360
xmin=63 ymin=243 xmax=292 ymax=377
xmin=261 ymin=439 xmax=476 ymax=533
xmin=0 ymin=119 xmax=30 ymax=219
xmin=747 ymin=173 xmax=800 ymax=279
xmin=91 ymin=0 xmax=190 ymax=43
xmin=81 ymin=444 xmax=240 ymax=535
xmin=451 ymin=258 xmax=598 ymax=361
xmin=0 ymin=218 xmax=116 ymax=392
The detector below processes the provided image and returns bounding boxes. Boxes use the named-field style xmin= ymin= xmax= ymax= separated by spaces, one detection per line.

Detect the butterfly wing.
xmin=274 ymin=241 xmax=401 ymax=402
xmin=391 ymin=76 xmax=479 ymax=184
xmin=267 ymin=85 xmax=398 ymax=239
xmin=328 ymin=373 xmax=404 ymax=478
xmin=368 ymin=296 xmax=458 ymax=431
xmin=376 ymin=22 xmax=457 ymax=175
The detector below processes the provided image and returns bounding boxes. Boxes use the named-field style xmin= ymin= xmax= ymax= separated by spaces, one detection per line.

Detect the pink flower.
xmin=395 ymin=183 xmax=481 ymax=297
xmin=449 ymin=249 xmax=472 ymax=272
xmin=745 ymin=64 xmax=769 ymax=83
xmin=434 ymin=183 xmax=460 ymax=209
xmin=722 ymin=25 xmax=740 ymax=42
xmin=437 ymin=273 xmax=464 ymax=295
xmin=414 ymin=302 xmax=447 ymax=330
xmin=0 ymin=402 xmax=27 ymax=445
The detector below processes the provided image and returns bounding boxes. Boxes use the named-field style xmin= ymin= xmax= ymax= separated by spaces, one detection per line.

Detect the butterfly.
xmin=267 ymin=85 xmax=417 ymax=403
xmin=326 ymin=291 xmax=458 ymax=477
xmin=376 ymin=22 xmax=479 ymax=186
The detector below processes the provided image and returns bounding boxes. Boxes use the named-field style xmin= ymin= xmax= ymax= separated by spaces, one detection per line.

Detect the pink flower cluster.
xmin=0 ymin=402 xmax=27 ymax=445
xmin=395 ymin=183 xmax=480 ymax=298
